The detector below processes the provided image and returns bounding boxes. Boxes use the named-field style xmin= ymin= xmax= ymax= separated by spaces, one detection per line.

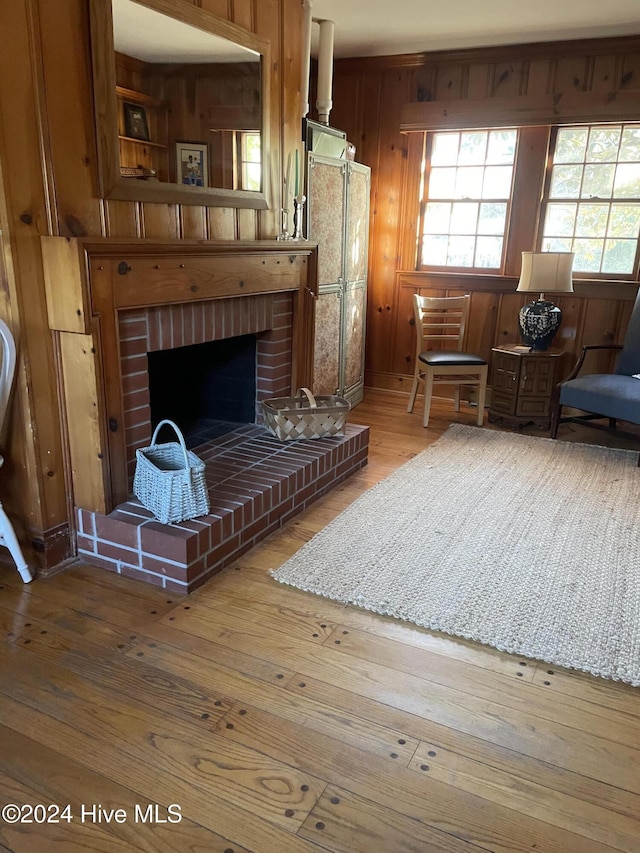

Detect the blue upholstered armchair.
xmin=550 ymin=290 xmax=640 ymax=458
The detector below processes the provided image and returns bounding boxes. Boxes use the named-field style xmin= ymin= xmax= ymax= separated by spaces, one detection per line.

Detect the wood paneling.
xmin=58 ymin=331 xmax=109 ymax=514
xmin=257 ymin=0 xmax=289 ymax=240
xmin=231 ymin=0 xmax=253 ymax=31
xmin=0 ymin=0 xmax=71 ymax=555
xmin=327 ymin=36 xmax=640 ymax=396
xmin=104 ymin=199 xmax=141 ymax=238
xmin=4 ymin=5 xmax=640 ymax=577
xmin=39 ymin=0 xmax=105 ymax=238
xmin=202 ymin=0 xmax=232 ymax=19
xmin=179 ymin=204 xmax=209 ymax=240
xmin=140 ymin=203 xmax=181 ymax=240
xmin=0 ymin=0 xmax=304 ymax=573
xmin=504 ymin=125 xmax=550 ymax=278
xmin=400 ymin=88 xmax=640 ymax=131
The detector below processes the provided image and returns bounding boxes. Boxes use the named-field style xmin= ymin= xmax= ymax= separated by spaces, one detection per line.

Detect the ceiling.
xmin=110 ymin=1 xmax=640 ymax=65
xmin=309 ymin=0 xmax=640 ymax=58
xmin=112 ymin=0 xmax=259 ymax=63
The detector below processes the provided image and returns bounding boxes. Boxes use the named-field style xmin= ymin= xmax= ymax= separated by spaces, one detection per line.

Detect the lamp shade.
xmin=517 ymin=251 xmax=574 ymax=294
xmin=517 ymin=251 xmax=574 ymax=351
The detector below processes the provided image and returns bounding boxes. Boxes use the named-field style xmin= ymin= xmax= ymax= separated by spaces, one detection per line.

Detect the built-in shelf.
xmin=118 ymin=135 xmax=166 ymax=149
xmin=115 ymin=85 xmax=161 ymax=108
xmin=116 ymin=84 xmax=169 ymax=179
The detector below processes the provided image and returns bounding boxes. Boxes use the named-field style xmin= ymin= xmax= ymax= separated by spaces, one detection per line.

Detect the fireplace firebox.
xmin=148 ymin=334 xmax=258 ymax=447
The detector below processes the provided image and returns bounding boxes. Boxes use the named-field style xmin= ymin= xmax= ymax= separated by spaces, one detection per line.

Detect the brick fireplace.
xmin=42 ymin=239 xmax=369 ymax=593
xmin=117 ymin=291 xmax=295 ymax=484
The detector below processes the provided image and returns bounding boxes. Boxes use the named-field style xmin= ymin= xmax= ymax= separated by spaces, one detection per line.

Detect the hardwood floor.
xmin=1 ymin=390 xmax=639 ymax=853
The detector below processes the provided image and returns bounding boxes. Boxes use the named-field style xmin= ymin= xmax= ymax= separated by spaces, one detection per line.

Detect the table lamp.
xmin=516 ymin=251 xmax=574 ymax=351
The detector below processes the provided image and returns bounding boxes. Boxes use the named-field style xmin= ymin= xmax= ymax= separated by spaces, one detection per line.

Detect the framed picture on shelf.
xmin=122 ymin=102 xmax=150 ymax=141
xmin=176 ymin=141 xmax=208 ymax=188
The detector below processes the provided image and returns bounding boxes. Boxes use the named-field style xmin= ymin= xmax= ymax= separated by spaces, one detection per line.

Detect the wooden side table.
xmin=488 ymin=345 xmax=563 ymax=429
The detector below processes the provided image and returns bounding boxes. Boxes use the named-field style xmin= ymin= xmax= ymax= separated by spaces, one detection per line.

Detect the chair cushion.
xmin=418 ymin=351 xmax=487 ymax=367
xmin=616 ymin=289 xmax=640 ymax=376
xmin=560 ymin=374 xmax=640 ymax=424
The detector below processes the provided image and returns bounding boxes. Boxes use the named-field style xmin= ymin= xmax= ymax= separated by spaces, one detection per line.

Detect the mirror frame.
xmin=89 ymin=0 xmax=270 ymax=208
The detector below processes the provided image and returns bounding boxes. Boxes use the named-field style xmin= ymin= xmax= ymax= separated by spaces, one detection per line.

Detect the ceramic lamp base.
xmin=518 ymin=299 xmax=562 ymax=351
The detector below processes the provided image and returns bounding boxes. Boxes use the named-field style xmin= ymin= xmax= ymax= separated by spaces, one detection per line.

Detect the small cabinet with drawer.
xmin=489 ymin=345 xmax=563 ymax=428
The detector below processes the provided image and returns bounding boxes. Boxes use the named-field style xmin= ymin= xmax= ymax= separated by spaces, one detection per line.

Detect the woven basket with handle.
xmin=262 ymin=387 xmax=350 ymax=441
xmin=133 ymin=419 xmax=210 ymax=524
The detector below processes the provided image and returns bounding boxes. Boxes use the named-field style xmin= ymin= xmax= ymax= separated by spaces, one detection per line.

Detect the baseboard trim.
xmin=28 ymin=521 xmax=74 ymax=576
xmin=364 ymin=372 xmax=493 ymax=407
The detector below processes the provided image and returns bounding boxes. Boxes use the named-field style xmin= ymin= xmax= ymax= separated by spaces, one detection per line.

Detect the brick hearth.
xmin=77 ymin=422 xmax=369 ymax=593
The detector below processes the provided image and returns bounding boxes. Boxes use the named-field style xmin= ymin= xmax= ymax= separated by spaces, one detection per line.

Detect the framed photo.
xmin=176 ymin=141 xmax=209 ymax=188
xmin=122 ymin=102 xmax=150 ymax=141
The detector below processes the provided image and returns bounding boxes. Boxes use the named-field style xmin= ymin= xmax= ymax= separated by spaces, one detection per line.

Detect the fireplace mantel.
xmin=42 ymin=238 xmax=318 ymax=514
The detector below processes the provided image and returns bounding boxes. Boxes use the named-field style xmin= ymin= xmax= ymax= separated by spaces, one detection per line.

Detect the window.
xmin=541 ymin=124 xmax=640 ymax=275
xmin=238 ymin=131 xmax=261 ymax=191
xmin=419 ymin=129 xmax=518 ymax=270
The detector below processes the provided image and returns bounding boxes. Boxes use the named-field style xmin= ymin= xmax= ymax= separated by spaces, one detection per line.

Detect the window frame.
xmin=416 ymin=128 xmax=519 ymax=275
xmin=236 ymin=130 xmax=262 ymax=192
xmin=413 ymin=121 xmax=640 ymax=284
xmin=538 ymin=123 xmax=640 ymax=281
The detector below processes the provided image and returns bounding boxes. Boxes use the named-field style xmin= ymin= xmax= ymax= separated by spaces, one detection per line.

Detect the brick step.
xmin=77 ymin=424 xmax=369 ymax=593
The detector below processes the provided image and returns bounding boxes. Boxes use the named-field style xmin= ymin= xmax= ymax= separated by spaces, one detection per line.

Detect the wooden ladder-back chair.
xmin=407 ymin=294 xmax=488 ymax=428
xmin=0 ymin=319 xmax=32 ymax=582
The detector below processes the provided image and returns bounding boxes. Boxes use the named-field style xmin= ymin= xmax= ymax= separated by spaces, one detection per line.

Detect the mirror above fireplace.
xmin=90 ymin=0 xmax=270 ymax=208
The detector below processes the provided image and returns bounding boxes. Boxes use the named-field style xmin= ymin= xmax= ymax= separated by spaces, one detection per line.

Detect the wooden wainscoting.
xmin=0 ymin=390 xmax=638 ymax=852
xmin=327 ymin=37 xmax=640 ymax=399
xmin=367 ymin=270 xmax=639 ymax=397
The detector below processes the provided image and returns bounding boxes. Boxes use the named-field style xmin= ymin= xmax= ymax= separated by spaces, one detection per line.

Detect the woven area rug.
xmin=271 ymin=424 xmax=640 ymax=685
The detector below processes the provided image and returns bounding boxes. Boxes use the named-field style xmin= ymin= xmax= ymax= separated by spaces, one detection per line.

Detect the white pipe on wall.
xmin=301 ymin=0 xmax=313 ymax=117
xmin=316 ymin=18 xmax=335 ymax=125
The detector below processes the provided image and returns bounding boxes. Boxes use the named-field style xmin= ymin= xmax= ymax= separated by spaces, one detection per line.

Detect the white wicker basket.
xmin=133 ymin=419 xmax=210 ymax=524
xmin=262 ymin=387 xmax=349 ymax=441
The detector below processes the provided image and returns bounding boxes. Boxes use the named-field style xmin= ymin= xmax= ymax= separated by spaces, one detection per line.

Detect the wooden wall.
xmin=327 ymin=36 xmax=640 ymax=394
xmin=2 ymin=12 xmax=639 ymax=574
xmin=116 ymin=52 xmax=262 ymax=187
xmin=0 ymin=0 xmax=302 ymax=572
